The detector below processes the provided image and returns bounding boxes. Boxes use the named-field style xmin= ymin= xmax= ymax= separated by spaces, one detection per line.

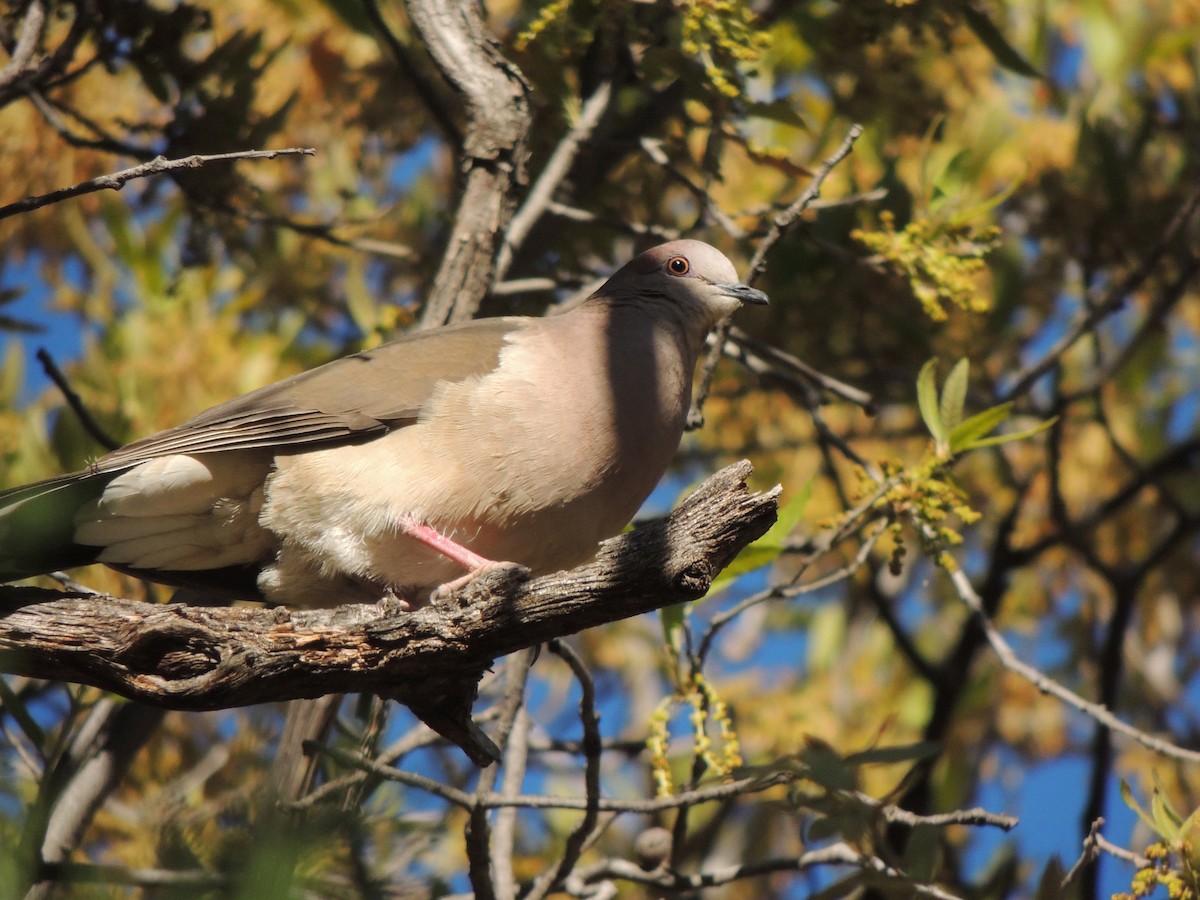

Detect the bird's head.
xmin=599 ymin=240 xmax=769 ymax=329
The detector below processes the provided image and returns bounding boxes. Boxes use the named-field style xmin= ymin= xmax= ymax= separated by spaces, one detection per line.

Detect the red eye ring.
xmin=666 ymin=256 xmax=690 ymax=276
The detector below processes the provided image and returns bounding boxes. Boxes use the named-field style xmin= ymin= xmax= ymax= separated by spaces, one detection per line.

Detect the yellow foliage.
xmin=853 ymin=211 xmax=999 ymax=321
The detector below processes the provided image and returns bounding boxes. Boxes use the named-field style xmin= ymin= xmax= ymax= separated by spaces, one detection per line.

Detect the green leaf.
xmin=762 ymin=480 xmax=813 ymax=546
xmin=708 ymin=480 xmax=812 ymax=593
xmin=965 ymin=416 xmax=1057 ymax=449
xmin=1151 ymin=786 xmax=1184 ymax=842
xmin=953 ymin=177 xmax=1023 ymax=227
xmin=939 ymin=358 xmax=970 ymax=434
xmin=1035 ymin=858 xmax=1067 ymax=900
xmin=799 ymin=741 xmax=856 ymax=791
xmin=1181 ymin=808 xmax=1200 ymax=867
xmin=905 ymin=825 xmax=941 ymax=883
xmin=1152 ymin=773 xmax=1185 ymax=826
xmin=1120 ymin=778 xmax=1160 ymax=836
xmin=659 ymin=603 xmax=687 ymax=661
xmin=948 ymin=403 xmax=1013 ymax=453
xmin=0 ymin=340 xmax=24 ymax=405
xmin=804 ymin=873 xmax=867 ymax=900
xmin=916 ymin=359 xmax=945 ymax=446
xmin=844 ymin=741 xmax=941 ymax=767
xmin=746 ymin=98 xmax=809 ymax=130
xmin=928 ymin=148 xmax=974 ymax=212
xmin=962 ymin=6 xmax=1042 ymax=78
xmin=805 ymin=814 xmax=842 ymax=843
xmin=808 ymin=604 xmax=847 ymax=673
xmin=318 ymin=0 xmax=374 ymax=33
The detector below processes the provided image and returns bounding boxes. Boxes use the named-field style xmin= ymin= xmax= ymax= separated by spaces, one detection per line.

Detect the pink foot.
xmin=429 ymin=560 xmax=527 ymax=604
xmin=396 ymin=515 xmax=527 ymax=603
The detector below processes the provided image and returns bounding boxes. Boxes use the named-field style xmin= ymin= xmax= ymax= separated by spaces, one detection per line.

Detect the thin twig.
xmin=727 ymin=326 xmax=875 ymax=412
xmin=1094 ymin=830 xmax=1152 ymax=868
xmin=288 ymin=709 xmax=503 ymax=811
xmin=745 ymin=123 xmax=864 ymax=283
xmin=492 ymin=277 xmax=558 ymax=296
xmin=0 ymin=148 xmax=316 ymax=221
xmin=1059 ymin=817 xmax=1104 ymax=889
xmin=316 ymin=744 xmax=1016 ymax=845
xmin=201 ymin=201 xmax=416 ymax=260
xmin=696 ymin=518 xmax=887 ymax=666
xmin=496 ymin=82 xmax=613 ymax=281
xmin=685 ymin=318 xmax=733 ymax=431
xmin=687 ymin=123 xmax=864 ymax=428
xmin=570 ymin=842 xmax=966 ymax=899
xmin=29 ymin=91 xmax=151 ymax=159
xmin=35 ymin=863 xmax=226 ymax=889
xmin=476 ymin=650 xmax=535 ymax=900
xmin=35 ymin=348 xmax=118 ymax=451
xmin=698 ymin=478 xmax=898 ymax=664
xmin=0 ymin=3 xmax=91 ymax=111
xmin=940 ymin=533 xmax=1200 ymax=764
xmin=864 ymin=795 xmax=1016 ymax=829
xmin=315 ymin=744 xmax=795 ymax=812
xmin=546 ymin=201 xmax=682 ymax=242
xmin=523 ymin=641 xmax=604 ymax=900
xmin=639 ymin=137 xmax=745 ymax=239
xmin=1058 ymin=255 xmax=1199 ymax=404
xmin=1001 ymin=183 xmax=1200 ymax=402
xmin=492 ymin=704 xmax=530 ymax=900
xmin=362 ymin=0 xmax=462 ymax=146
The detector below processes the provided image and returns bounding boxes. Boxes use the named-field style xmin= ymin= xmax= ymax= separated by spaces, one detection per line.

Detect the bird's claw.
xmin=430 ymin=561 xmax=530 ymax=605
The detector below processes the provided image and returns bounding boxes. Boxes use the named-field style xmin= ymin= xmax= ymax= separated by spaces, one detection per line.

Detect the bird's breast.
xmin=408 ymin=312 xmax=693 ymax=568
xmin=260 ymin=309 xmax=697 ymax=590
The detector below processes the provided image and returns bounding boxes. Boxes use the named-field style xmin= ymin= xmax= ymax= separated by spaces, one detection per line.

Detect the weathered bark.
xmin=406 ymin=0 xmax=532 ymax=326
xmin=0 ymin=463 xmax=779 ymax=762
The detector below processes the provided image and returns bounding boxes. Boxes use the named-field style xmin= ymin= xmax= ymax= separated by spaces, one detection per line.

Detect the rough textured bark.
xmin=0 ymin=463 xmax=778 ymax=761
xmin=406 ymin=0 xmax=532 ymax=327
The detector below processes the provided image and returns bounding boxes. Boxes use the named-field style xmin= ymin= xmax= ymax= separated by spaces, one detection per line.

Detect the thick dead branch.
xmin=0 ymin=463 xmax=778 ymax=758
xmin=407 ymin=0 xmax=532 ymax=326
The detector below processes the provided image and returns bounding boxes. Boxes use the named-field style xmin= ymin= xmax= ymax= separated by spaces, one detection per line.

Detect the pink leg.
xmin=397 ymin=515 xmax=493 ymax=570
xmin=396 ymin=515 xmax=528 ymax=602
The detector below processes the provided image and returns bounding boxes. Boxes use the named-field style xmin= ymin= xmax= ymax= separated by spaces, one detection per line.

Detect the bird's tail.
xmin=0 ymin=474 xmax=108 ymax=582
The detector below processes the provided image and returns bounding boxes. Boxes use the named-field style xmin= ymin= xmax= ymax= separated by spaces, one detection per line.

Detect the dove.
xmin=0 ymin=240 xmax=767 ymax=607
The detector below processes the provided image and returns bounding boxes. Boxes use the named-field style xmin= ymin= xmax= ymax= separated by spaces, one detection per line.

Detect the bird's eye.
xmin=666 ymin=256 xmax=690 ymax=276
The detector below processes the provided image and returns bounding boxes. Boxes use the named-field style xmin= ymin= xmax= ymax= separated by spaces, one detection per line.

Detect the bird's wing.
xmin=0 ymin=317 xmax=525 ymax=582
xmin=92 ymin=316 xmax=525 ymax=472
xmin=0 ymin=315 xmax=524 ymax=517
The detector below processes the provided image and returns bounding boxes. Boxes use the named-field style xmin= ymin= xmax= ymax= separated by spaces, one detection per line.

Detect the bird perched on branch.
xmin=0 ymin=240 xmax=767 ymax=608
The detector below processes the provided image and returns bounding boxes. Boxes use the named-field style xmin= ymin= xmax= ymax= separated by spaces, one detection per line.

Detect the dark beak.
xmin=719 ymin=282 xmax=770 ymax=306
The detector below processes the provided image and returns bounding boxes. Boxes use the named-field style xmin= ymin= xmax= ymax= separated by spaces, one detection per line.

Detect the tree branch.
xmin=523 ymin=640 xmax=604 ymax=900
xmin=35 ymin=348 xmax=118 ymax=451
xmin=407 ymin=0 xmax=532 ymax=327
xmin=940 ymin=532 xmax=1200 ymax=764
xmin=495 ymin=81 xmax=614 ymax=283
xmin=1000 ymin=182 xmax=1200 ymax=402
xmin=0 ymin=0 xmax=46 ymax=95
xmin=0 ymin=463 xmax=778 ymax=758
xmin=569 ymin=842 xmax=966 ymax=900
xmin=744 ymin=122 xmax=864 ymax=284
xmin=0 ymin=148 xmax=316 ymax=221
xmin=686 ymin=122 xmax=864 ymax=429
